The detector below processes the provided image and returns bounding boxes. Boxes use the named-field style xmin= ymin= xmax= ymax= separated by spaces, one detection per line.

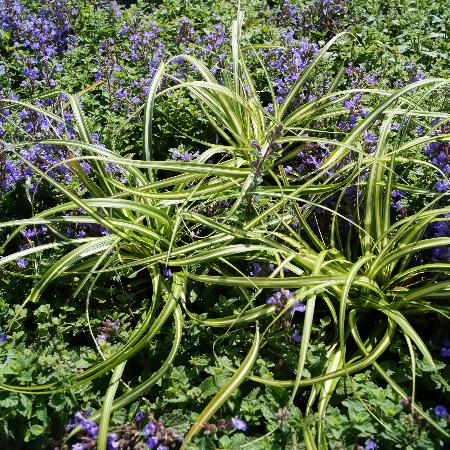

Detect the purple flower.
xmin=22 ymin=226 xmax=48 ymax=239
xmin=72 ymin=444 xmax=85 ymax=450
xmin=435 ymin=405 xmax=449 ymax=418
xmin=146 ymin=437 xmax=158 ymax=449
xmin=96 ymin=318 xmax=120 ymax=342
xmin=162 ymin=267 xmax=172 ymax=278
xmin=291 ymin=302 xmax=306 ymax=313
xmin=391 ymin=190 xmax=405 ymax=199
xmin=180 ymin=151 xmax=199 ymax=161
xmin=156 ymin=446 xmax=168 ymax=450
xmin=0 ymin=332 xmax=8 ymax=346
xmin=107 ymin=433 xmax=119 ymax=449
xmin=97 ymin=333 xmax=108 ymax=343
xmin=343 ymin=98 xmax=358 ymax=110
xmin=135 ymin=411 xmax=145 ymax=422
xmin=364 ymin=439 xmax=377 ymax=450
xmin=110 ymin=320 xmax=120 ymax=332
xmin=365 ymin=75 xmax=377 ymax=85
xmin=292 ymin=330 xmax=302 ymax=343
xmin=364 ymin=133 xmax=377 ymax=144
xmin=63 ymin=111 xmax=73 ymax=122
xmin=231 ymin=417 xmax=247 ymax=431
xmin=65 ymin=411 xmax=86 ymax=432
xmin=436 ymin=181 xmax=448 ymax=192
xmin=432 ymin=246 xmax=450 ymax=262
xmin=250 ymin=261 xmax=262 ymax=277
xmin=284 ymin=165 xmax=293 ymax=174
xmin=15 ymin=257 xmax=29 ymax=268
xmin=143 ymin=421 xmax=156 ymax=437
xmin=80 ymin=419 xmax=98 ymax=437
xmin=441 ymin=338 xmax=450 ymax=357
xmin=23 ymin=66 xmax=39 ymax=79
xmin=411 ymin=70 xmax=425 ymax=82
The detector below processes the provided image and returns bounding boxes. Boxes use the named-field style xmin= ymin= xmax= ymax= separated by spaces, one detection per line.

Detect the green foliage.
xmin=0 ymin=1 xmax=449 ymax=449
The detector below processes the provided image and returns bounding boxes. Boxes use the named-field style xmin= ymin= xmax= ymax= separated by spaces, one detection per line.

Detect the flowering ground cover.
xmin=0 ymin=1 xmax=449 ymax=449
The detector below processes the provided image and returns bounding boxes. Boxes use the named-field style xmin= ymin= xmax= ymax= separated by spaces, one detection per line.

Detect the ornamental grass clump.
xmin=0 ymin=11 xmax=449 ymax=450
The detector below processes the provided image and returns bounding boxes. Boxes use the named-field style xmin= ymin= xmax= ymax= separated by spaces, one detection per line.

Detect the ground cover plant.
xmin=0 ymin=1 xmax=449 ymax=449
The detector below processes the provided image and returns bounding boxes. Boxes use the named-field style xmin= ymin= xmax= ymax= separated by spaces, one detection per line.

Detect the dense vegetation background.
xmin=0 ymin=1 xmax=449 ymax=449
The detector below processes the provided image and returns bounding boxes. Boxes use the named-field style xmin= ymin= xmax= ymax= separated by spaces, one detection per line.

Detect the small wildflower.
xmin=72 ymin=444 xmax=85 ymax=450
xmin=146 ymin=437 xmax=158 ymax=449
xmin=0 ymin=332 xmax=8 ymax=346
xmin=435 ymin=405 xmax=449 ymax=418
xmin=441 ymin=338 xmax=450 ymax=357
xmin=291 ymin=301 xmax=306 ymax=313
xmin=135 ymin=411 xmax=145 ymax=422
xmin=80 ymin=419 xmax=99 ymax=437
xmin=250 ymin=261 xmax=262 ymax=277
xmin=436 ymin=181 xmax=448 ymax=192
xmin=231 ymin=417 xmax=247 ymax=431
xmin=161 ymin=267 xmax=172 ymax=278
xmin=97 ymin=334 xmax=108 ymax=343
xmin=364 ymin=439 xmax=377 ymax=450
xmin=97 ymin=319 xmax=120 ymax=342
xmin=107 ymin=433 xmax=119 ymax=449
xmin=365 ymin=75 xmax=377 ymax=85
xmin=15 ymin=257 xmax=28 ymax=268
xmin=143 ymin=421 xmax=156 ymax=437
xmin=292 ymin=329 xmax=302 ymax=343
xmin=364 ymin=132 xmax=377 ymax=144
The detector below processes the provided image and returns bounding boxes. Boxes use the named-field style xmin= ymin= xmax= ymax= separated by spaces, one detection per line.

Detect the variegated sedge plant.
xmin=0 ymin=11 xmax=449 ymax=450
